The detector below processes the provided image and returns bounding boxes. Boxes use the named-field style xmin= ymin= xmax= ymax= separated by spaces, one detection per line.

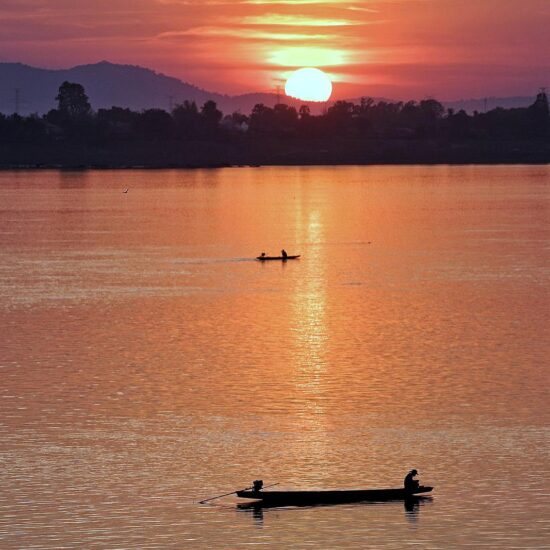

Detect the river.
xmin=0 ymin=165 xmax=548 ymax=549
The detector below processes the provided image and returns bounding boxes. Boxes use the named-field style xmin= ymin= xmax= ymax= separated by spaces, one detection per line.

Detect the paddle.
xmin=199 ymin=482 xmax=280 ymax=504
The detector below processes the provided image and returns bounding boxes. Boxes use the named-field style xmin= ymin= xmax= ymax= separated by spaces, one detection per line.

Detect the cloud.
xmin=244 ymin=0 xmax=351 ymax=4
xmin=240 ymin=14 xmax=362 ymax=25
xmin=346 ymin=5 xmax=378 ymax=12
xmin=158 ymin=26 xmax=331 ymax=41
xmin=267 ymin=46 xmax=351 ymax=66
xmin=1 ymin=0 xmax=548 ymax=99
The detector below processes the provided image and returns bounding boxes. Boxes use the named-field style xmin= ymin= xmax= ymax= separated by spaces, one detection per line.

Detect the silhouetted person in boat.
xmin=404 ymin=469 xmax=420 ymax=491
xmin=260 ymin=252 xmax=266 ymax=258
xmin=281 ymin=249 xmax=288 ymax=259
xmin=253 ymin=479 xmax=263 ymax=492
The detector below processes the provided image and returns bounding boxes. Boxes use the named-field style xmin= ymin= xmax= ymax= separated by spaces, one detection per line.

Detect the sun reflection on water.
xmin=292 ymin=209 xmax=328 ymax=410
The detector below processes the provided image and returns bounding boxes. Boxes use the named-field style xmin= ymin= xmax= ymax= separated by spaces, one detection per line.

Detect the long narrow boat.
xmin=256 ymin=255 xmax=300 ymax=261
xmin=236 ymin=486 xmax=433 ymax=506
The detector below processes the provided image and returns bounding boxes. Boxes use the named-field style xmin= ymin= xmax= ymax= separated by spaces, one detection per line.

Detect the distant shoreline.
xmin=1 ymin=160 xmax=549 ymax=171
xmin=1 ymin=138 xmax=549 ymax=170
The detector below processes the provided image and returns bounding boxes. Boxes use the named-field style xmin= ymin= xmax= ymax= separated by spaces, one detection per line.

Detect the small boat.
xmin=236 ymin=486 xmax=433 ymax=506
xmin=256 ymin=255 xmax=300 ymax=261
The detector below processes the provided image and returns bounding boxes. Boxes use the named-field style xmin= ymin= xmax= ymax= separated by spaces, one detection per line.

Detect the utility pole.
xmin=272 ymin=78 xmax=285 ymax=106
xmin=275 ymin=85 xmax=281 ymax=105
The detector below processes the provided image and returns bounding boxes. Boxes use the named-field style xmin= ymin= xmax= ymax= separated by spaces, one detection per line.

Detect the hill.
xmin=0 ymin=61 xmax=325 ymax=116
xmin=0 ymin=61 xmax=537 ymax=117
xmin=0 ymin=61 xmax=234 ymax=115
xmin=445 ymin=96 xmax=536 ymax=114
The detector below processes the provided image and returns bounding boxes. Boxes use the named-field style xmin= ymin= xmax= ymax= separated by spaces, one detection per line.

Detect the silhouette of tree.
xmin=56 ymin=82 xmax=92 ymax=118
xmin=272 ymin=104 xmax=298 ymax=136
xmin=137 ymin=109 xmax=173 ymax=140
xmin=172 ymin=100 xmax=201 ymax=139
xmin=399 ymin=101 xmax=421 ymax=130
xmin=327 ymin=101 xmax=355 ymax=119
xmin=249 ymin=104 xmax=274 ymax=134
xmin=325 ymin=101 xmax=356 ymax=135
xmin=298 ymin=105 xmax=311 ymax=120
xmin=444 ymin=109 xmax=471 ymax=139
xmin=2 ymin=87 xmax=550 ymax=166
xmin=474 ymin=106 xmax=532 ymax=139
xmin=200 ymin=100 xmax=223 ymax=137
xmin=354 ymin=98 xmax=375 ymax=136
xmin=365 ymin=101 xmax=402 ymax=137
xmin=222 ymin=112 xmax=249 ymax=133
xmin=417 ymin=99 xmax=444 ymax=137
xmin=248 ymin=103 xmax=299 ymax=136
xmin=420 ymin=99 xmax=444 ymax=119
xmin=529 ymin=91 xmax=549 ymax=138
xmin=97 ymin=107 xmax=139 ymax=139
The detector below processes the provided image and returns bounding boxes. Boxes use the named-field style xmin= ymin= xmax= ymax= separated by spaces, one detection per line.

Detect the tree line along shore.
xmin=1 ymin=82 xmax=549 ymax=168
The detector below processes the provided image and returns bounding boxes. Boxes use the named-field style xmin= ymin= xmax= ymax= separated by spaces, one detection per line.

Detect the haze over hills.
xmin=0 ymin=61 xmax=230 ymax=115
xmin=0 ymin=61 xmax=325 ymax=115
xmin=0 ymin=61 xmax=537 ymax=117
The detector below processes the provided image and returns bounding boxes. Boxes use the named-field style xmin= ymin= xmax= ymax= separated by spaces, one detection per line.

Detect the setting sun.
xmin=285 ymin=68 xmax=333 ymax=102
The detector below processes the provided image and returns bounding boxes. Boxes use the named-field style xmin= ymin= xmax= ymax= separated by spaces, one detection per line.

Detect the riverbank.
xmin=1 ymin=137 xmax=549 ymax=169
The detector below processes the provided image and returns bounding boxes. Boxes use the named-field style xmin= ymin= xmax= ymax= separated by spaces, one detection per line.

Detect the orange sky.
xmin=0 ymin=0 xmax=549 ymax=99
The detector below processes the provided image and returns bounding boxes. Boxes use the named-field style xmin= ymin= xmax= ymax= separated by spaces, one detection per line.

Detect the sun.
xmin=285 ymin=68 xmax=333 ymax=102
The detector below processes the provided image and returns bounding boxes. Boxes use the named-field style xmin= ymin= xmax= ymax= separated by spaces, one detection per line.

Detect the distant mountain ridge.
xmin=0 ymin=61 xmax=537 ymax=117
xmin=445 ymin=96 xmax=540 ymax=114
xmin=0 ymin=61 xmax=231 ymax=115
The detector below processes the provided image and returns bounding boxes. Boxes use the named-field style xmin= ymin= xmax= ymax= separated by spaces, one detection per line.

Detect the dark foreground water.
xmin=0 ymin=166 xmax=549 ymax=549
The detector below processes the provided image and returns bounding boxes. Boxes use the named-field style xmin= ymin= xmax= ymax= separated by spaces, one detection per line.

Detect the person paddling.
xmin=281 ymin=249 xmax=288 ymax=259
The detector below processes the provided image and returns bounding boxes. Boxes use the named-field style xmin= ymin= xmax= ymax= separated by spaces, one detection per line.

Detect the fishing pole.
xmin=199 ymin=482 xmax=280 ymax=504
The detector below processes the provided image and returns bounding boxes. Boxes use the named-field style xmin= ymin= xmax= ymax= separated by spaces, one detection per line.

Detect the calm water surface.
xmin=0 ymin=166 xmax=549 ymax=549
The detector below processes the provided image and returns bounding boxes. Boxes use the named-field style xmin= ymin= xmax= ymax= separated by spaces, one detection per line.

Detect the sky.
xmin=0 ymin=0 xmax=549 ymax=100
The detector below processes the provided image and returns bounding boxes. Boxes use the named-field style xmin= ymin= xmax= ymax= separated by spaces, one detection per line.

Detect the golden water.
xmin=0 ymin=166 xmax=548 ymax=548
